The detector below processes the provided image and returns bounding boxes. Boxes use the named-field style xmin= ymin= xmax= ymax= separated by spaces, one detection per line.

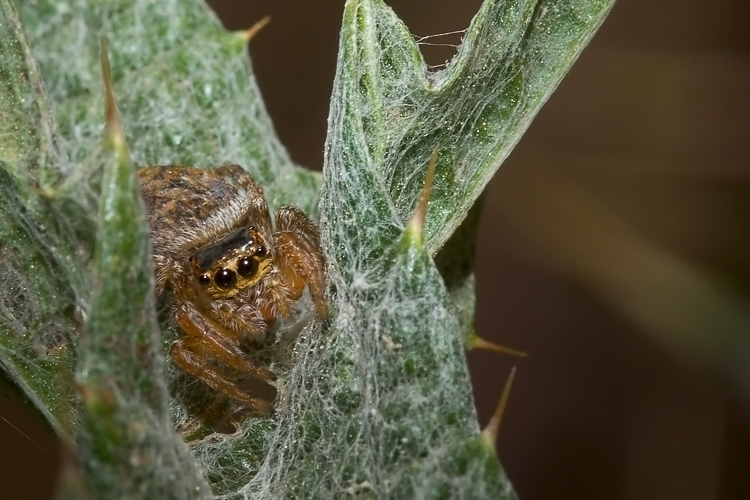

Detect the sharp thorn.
xmin=100 ymin=36 xmax=125 ymax=151
xmin=241 ymin=16 xmax=271 ymax=42
xmin=482 ymin=366 xmax=517 ymax=449
xmin=467 ymin=332 xmax=528 ymax=357
xmin=407 ymin=144 xmax=440 ymax=238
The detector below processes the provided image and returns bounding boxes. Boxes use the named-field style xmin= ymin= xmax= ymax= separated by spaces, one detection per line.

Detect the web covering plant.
xmin=0 ymin=0 xmax=613 ymax=498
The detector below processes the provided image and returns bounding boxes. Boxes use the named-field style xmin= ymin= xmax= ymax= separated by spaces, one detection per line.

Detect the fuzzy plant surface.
xmin=0 ymin=0 xmax=614 ymax=498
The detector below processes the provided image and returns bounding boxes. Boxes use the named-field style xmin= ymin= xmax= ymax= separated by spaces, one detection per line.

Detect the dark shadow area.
xmin=0 ymin=370 xmax=60 ymax=499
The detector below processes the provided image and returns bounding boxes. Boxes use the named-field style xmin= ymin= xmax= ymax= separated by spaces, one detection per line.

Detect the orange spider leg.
xmin=274 ymin=207 xmax=328 ymax=320
xmin=173 ymin=302 xmax=275 ymax=380
xmin=267 ymin=233 xmax=306 ymax=318
xmin=170 ymin=336 xmax=272 ymax=414
xmin=170 ymin=303 xmax=275 ymax=412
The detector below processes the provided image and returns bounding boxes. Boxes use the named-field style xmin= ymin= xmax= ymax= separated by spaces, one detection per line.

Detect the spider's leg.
xmin=274 ymin=207 xmax=328 ymax=319
xmin=170 ymin=336 xmax=273 ymax=414
xmin=174 ymin=302 xmax=276 ymax=381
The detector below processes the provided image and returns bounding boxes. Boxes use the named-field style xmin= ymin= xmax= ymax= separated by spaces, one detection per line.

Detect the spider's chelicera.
xmin=137 ymin=164 xmax=327 ymax=414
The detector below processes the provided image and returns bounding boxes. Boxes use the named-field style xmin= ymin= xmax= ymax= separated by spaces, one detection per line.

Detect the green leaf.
xmin=75 ymin=61 xmax=210 ymax=495
xmin=326 ymin=0 xmax=614 ymax=254
xmin=0 ymin=0 xmax=614 ymax=498
xmin=0 ymin=0 xmax=61 ymax=198
xmin=0 ymin=169 xmax=79 ymax=437
xmin=0 ymin=0 xmax=79 ymax=438
xmin=253 ymin=0 xmax=614 ymax=497
xmin=16 ymin=0 xmax=319 ymax=214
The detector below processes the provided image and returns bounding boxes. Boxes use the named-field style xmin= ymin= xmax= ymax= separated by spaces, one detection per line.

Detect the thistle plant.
xmin=0 ymin=0 xmax=614 ymax=498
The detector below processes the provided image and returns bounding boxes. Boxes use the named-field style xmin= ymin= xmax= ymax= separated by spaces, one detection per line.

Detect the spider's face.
xmin=189 ymin=226 xmax=272 ymax=300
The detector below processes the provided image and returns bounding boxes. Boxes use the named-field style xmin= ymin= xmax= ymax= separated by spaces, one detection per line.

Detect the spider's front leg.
xmin=274 ymin=207 xmax=328 ymax=319
xmin=170 ymin=302 xmax=275 ymax=414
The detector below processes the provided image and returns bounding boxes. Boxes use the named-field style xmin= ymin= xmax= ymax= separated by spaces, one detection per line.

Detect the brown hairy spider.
xmin=137 ymin=164 xmax=327 ymax=414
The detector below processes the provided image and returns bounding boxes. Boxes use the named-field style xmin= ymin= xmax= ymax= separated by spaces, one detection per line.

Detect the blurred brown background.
xmin=2 ymin=0 xmax=749 ymax=498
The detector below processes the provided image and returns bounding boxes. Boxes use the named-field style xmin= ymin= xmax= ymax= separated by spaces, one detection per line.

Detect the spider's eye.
xmin=198 ymin=274 xmax=211 ymax=285
xmin=237 ymin=257 xmax=256 ymax=278
xmin=255 ymin=245 xmax=267 ymax=257
xmin=214 ymin=268 xmax=237 ymax=289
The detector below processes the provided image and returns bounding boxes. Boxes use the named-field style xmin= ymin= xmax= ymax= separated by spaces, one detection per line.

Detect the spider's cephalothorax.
xmin=137 ymin=164 xmax=327 ymax=414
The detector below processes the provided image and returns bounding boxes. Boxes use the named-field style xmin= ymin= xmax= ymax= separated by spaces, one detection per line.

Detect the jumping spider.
xmin=137 ymin=164 xmax=327 ymax=415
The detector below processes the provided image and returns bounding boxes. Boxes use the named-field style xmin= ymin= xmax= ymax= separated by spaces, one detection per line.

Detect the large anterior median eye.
xmin=237 ymin=257 xmax=256 ymax=278
xmin=214 ymin=268 xmax=237 ymax=289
